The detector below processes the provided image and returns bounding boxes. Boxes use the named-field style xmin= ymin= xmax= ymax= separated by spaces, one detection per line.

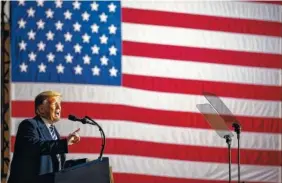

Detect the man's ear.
xmin=37 ymin=105 xmax=46 ymax=116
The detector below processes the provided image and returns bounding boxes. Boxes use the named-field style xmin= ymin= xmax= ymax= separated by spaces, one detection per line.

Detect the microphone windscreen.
xmin=68 ymin=115 xmax=77 ymax=121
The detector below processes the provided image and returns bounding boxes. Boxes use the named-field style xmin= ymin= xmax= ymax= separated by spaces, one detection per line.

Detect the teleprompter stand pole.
xmin=224 ymin=135 xmax=232 ymax=183
xmin=232 ymin=123 xmax=241 ymax=183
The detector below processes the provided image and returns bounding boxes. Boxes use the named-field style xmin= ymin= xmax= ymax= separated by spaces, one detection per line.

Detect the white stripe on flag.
xmin=122 ymin=23 xmax=281 ymax=54
xmin=11 ymin=118 xmax=281 ymax=151
xmin=12 ymin=83 xmax=281 ymax=118
xmin=122 ymin=1 xmax=282 ymax=23
xmin=66 ymin=153 xmax=280 ymax=182
xmin=123 ymin=56 xmax=281 ymax=86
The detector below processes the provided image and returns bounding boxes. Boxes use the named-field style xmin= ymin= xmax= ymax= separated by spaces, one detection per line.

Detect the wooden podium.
xmin=37 ymin=157 xmax=112 ymax=183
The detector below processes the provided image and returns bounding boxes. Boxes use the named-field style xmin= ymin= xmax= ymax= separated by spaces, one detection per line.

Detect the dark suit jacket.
xmin=8 ymin=116 xmax=86 ymax=183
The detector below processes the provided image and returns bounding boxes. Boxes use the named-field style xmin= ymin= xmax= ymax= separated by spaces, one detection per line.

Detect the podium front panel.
xmin=55 ymin=158 xmax=110 ymax=183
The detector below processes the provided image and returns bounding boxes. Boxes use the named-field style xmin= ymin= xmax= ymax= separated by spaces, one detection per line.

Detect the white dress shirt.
xmin=41 ymin=117 xmax=58 ymax=140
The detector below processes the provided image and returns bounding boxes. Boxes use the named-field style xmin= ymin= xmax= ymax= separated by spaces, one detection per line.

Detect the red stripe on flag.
xmin=10 ymin=137 xmax=281 ymax=166
xmin=123 ymin=41 xmax=282 ymax=69
xmin=12 ymin=101 xmax=282 ymax=134
xmin=122 ymin=8 xmax=282 ymax=37
xmin=251 ymin=1 xmax=282 ymax=5
xmin=114 ymin=173 xmax=271 ymax=183
xmin=123 ymin=74 xmax=282 ymax=101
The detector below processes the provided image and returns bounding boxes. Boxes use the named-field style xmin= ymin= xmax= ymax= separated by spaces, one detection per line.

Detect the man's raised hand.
xmin=67 ymin=128 xmax=80 ymax=145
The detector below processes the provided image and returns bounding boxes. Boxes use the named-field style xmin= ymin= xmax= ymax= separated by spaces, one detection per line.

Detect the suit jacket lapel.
xmin=54 ymin=127 xmax=60 ymax=139
xmin=35 ymin=116 xmax=53 ymax=140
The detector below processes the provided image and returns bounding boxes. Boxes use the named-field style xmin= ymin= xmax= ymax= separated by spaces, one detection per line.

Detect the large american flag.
xmin=10 ymin=1 xmax=281 ymax=183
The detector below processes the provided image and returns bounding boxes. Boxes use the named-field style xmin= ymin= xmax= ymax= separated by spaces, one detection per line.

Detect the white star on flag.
xmin=82 ymin=33 xmax=91 ymax=43
xmin=28 ymin=52 xmax=37 ymax=62
xmin=18 ymin=18 xmax=26 ymax=29
xmin=65 ymin=53 xmax=73 ymax=63
xmin=46 ymin=31 xmax=54 ymax=40
xmin=74 ymin=65 xmax=83 ymax=75
xmin=91 ymin=23 xmax=99 ymax=33
xmin=36 ymin=0 xmax=44 ymax=7
xmin=91 ymin=45 xmax=100 ymax=54
xmin=18 ymin=40 xmax=27 ymax=51
xmin=27 ymin=7 xmax=35 ymax=17
xmin=56 ymin=42 xmax=64 ymax=52
xmin=27 ymin=30 xmax=36 ymax=40
xmin=45 ymin=9 xmax=54 ymax=18
xmin=100 ymin=56 xmax=108 ymax=65
xmin=18 ymin=0 xmax=25 ymax=6
xmin=47 ymin=53 xmax=55 ymax=62
xmin=19 ymin=62 xmax=28 ymax=72
xmin=91 ymin=66 xmax=100 ymax=76
xmin=56 ymin=63 xmax=64 ymax=73
xmin=83 ymin=55 xmax=91 ymax=64
xmin=90 ymin=2 xmax=99 ymax=11
xmin=37 ymin=41 xmax=46 ymax=51
xmin=108 ymin=24 xmax=117 ymax=34
xmin=36 ymin=19 xmax=45 ymax=30
xmin=82 ymin=12 xmax=90 ymax=21
xmin=38 ymin=63 xmax=47 ymax=72
xmin=109 ymin=45 xmax=117 ymax=55
xmin=109 ymin=66 xmax=118 ymax=77
xmin=64 ymin=10 xmax=72 ymax=20
xmin=73 ymin=1 xmax=81 ymax=10
xmin=55 ymin=21 xmax=63 ymax=30
xmin=73 ymin=22 xmax=81 ymax=32
xmin=100 ymin=34 xmax=108 ymax=44
xmin=99 ymin=12 xmax=108 ymax=22
xmin=64 ymin=32 xmax=72 ymax=42
xmin=55 ymin=0 xmax=63 ymax=8
xmin=74 ymin=44 xmax=82 ymax=53
xmin=108 ymin=3 xmax=116 ymax=12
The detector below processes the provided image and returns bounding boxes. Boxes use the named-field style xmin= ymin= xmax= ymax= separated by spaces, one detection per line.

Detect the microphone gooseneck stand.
xmin=224 ymin=135 xmax=232 ymax=183
xmin=69 ymin=115 xmax=106 ymax=161
xmin=232 ymin=123 xmax=241 ymax=183
xmin=85 ymin=116 xmax=106 ymax=161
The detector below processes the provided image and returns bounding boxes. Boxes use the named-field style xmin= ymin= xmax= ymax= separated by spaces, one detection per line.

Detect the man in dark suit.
xmin=8 ymin=91 xmax=86 ymax=183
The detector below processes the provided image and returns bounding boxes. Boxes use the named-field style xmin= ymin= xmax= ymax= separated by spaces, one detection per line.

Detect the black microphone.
xmin=68 ymin=114 xmax=106 ymax=161
xmin=232 ymin=122 xmax=241 ymax=135
xmin=68 ymin=115 xmax=87 ymax=124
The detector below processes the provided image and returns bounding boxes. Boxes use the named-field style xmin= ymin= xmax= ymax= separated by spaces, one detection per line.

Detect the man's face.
xmin=39 ymin=96 xmax=62 ymax=123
